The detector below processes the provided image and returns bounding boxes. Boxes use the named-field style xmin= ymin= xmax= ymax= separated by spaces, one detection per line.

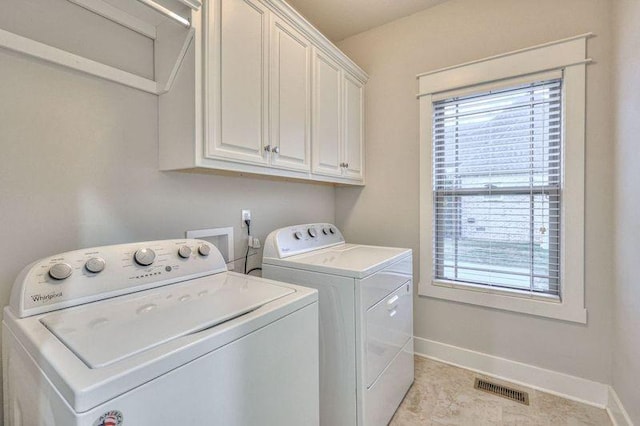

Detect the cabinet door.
xmin=270 ymin=17 xmax=311 ymax=172
xmin=342 ymin=73 xmax=364 ymax=181
xmin=311 ymin=49 xmax=343 ymax=177
xmin=206 ymin=0 xmax=270 ymax=165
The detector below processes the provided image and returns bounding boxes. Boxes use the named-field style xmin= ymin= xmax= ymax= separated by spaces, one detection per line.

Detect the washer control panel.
xmin=10 ymin=239 xmax=226 ymax=318
xmin=263 ymin=223 xmax=345 ymax=259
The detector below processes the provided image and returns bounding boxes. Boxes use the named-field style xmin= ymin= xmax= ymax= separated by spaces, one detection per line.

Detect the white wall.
xmin=336 ymin=0 xmax=614 ymax=383
xmin=0 ymin=0 xmax=334 ymax=413
xmin=612 ymin=1 xmax=640 ymax=423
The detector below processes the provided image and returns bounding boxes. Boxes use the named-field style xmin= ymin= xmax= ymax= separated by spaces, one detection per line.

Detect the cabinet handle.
xmin=264 ymin=145 xmax=271 ymax=152
xmin=272 ymin=146 xmax=280 ymax=154
xmin=344 ymin=162 xmax=349 ymax=168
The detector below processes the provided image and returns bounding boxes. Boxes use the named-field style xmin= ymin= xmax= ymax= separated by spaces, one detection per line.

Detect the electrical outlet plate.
xmin=241 ymin=209 xmax=251 ymax=226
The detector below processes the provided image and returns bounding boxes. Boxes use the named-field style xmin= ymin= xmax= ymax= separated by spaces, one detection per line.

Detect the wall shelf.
xmin=0 ymin=0 xmax=199 ymax=95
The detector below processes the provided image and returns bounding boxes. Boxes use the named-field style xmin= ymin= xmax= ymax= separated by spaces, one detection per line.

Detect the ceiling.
xmin=285 ymin=0 xmax=447 ymax=42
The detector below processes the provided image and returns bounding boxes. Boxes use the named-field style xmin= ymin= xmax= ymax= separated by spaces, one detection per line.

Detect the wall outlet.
xmin=252 ymin=237 xmax=261 ymax=248
xmin=241 ymin=209 xmax=251 ymax=226
xmin=248 ymin=236 xmax=261 ymax=248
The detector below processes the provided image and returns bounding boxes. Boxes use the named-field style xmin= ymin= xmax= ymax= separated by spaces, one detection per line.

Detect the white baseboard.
xmin=607 ymin=387 xmax=634 ymax=426
xmin=413 ymin=336 xmax=609 ymax=408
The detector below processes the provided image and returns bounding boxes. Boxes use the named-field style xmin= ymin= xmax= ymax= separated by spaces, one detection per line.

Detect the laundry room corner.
xmin=3 ymin=0 xmax=640 ymax=424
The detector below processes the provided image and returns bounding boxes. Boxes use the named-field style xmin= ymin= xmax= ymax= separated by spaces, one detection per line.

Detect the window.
xmin=433 ymin=78 xmax=562 ymax=297
xmin=417 ymin=35 xmax=589 ymax=323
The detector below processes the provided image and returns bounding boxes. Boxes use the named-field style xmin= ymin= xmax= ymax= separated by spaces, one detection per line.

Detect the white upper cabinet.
xmin=159 ymin=0 xmax=368 ymax=185
xmin=269 ymin=16 xmax=311 ymax=172
xmin=343 ymin=73 xmax=364 ymax=181
xmin=312 ymin=49 xmax=343 ymax=177
xmin=311 ymin=50 xmax=365 ymax=182
xmin=205 ymin=0 xmax=270 ymax=165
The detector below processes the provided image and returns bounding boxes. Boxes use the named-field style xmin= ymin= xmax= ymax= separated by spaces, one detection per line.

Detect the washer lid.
xmin=265 ymin=244 xmax=411 ymax=279
xmin=40 ymin=273 xmax=294 ymax=368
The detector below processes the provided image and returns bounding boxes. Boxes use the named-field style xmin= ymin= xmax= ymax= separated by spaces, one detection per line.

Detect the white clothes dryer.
xmin=3 ymin=239 xmax=319 ymax=426
xmin=262 ymin=224 xmax=414 ymax=426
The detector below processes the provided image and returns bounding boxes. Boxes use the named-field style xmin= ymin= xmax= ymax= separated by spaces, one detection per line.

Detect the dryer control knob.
xmin=322 ymin=227 xmax=330 ymax=235
xmin=198 ymin=244 xmax=211 ymax=256
xmin=49 ymin=263 xmax=72 ymax=280
xmin=85 ymin=257 xmax=106 ymax=273
xmin=308 ymin=228 xmax=317 ymax=238
xmin=134 ymin=248 xmax=156 ymax=266
xmin=329 ymin=227 xmax=335 ymax=234
xmin=178 ymin=245 xmax=192 ymax=259
xmin=293 ymin=231 xmax=303 ymax=240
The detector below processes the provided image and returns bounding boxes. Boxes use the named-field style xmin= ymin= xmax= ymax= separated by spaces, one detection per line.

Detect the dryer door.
xmin=365 ymin=281 xmax=412 ymax=388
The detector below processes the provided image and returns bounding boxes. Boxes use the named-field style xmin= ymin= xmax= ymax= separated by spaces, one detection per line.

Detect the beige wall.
xmin=336 ymin=0 xmax=614 ymax=383
xmin=0 ymin=0 xmax=334 ymax=414
xmin=612 ymin=0 xmax=640 ymax=423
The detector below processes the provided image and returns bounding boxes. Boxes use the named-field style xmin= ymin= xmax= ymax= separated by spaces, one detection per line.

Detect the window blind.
xmin=432 ymin=78 xmax=562 ymax=296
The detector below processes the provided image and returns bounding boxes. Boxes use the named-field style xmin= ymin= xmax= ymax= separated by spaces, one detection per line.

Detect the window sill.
xmin=419 ymin=279 xmax=587 ymax=323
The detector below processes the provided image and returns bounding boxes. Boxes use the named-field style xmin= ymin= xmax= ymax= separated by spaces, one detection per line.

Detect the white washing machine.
xmin=262 ymin=224 xmax=414 ymax=426
xmin=3 ymin=239 xmax=319 ymax=426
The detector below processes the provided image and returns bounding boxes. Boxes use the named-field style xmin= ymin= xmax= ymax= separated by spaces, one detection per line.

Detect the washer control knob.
xmin=198 ymin=244 xmax=211 ymax=256
xmin=134 ymin=248 xmax=156 ymax=266
xmin=329 ymin=227 xmax=335 ymax=234
xmin=308 ymin=228 xmax=317 ymax=238
xmin=293 ymin=231 xmax=303 ymax=240
xmin=178 ymin=245 xmax=192 ymax=259
xmin=49 ymin=263 xmax=72 ymax=280
xmin=85 ymin=257 xmax=106 ymax=273
xmin=322 ymin=227 xmax=330 ymax=235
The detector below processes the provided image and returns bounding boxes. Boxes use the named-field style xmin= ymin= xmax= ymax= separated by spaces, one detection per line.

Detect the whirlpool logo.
xmin=30 ymin=292 xmax=63 ymax=303
xmin=93 ymin=410 xmax=123 ymax=426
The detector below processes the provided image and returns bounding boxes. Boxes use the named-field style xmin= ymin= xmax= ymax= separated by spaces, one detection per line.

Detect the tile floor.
xmin=390 ymin=356 xmax=612 ymax=425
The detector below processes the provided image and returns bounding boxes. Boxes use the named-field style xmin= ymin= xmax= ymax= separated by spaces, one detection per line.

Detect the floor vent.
xmin=474 ymin=378 xmax=529 ymax=405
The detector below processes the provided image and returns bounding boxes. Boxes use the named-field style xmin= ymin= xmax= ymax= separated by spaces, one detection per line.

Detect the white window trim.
xmin=418 ymin=34 xmax=592 ymax=324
